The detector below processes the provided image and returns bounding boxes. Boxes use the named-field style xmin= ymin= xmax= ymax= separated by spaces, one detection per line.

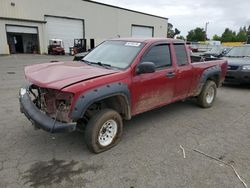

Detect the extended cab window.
xmin=174 ymin=44 xmax=188 ymax=66
xmin=142 ymin=44 xmax=172 ymax=69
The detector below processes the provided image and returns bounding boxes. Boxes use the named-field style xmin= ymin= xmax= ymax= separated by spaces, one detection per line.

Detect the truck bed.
xmin=191 ymin=55 xmax=220 ymax=63
xmin=189 ymin=58 xmax=228 ymax=96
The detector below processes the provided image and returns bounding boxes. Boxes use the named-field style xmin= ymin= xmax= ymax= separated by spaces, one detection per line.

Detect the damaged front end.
xmin=19 ymin=84 xmax=76 ymax=133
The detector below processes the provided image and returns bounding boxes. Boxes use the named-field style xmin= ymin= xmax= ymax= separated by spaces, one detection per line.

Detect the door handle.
xmin=166 ymin=72 xmax=176 ymax=78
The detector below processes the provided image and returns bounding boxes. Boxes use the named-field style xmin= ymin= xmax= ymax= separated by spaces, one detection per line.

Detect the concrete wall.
xmin=0 ymin=0 xmax=168 ymax=54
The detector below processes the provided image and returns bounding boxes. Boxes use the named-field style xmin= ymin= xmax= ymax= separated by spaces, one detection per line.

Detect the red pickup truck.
xmin=19 ymin=38 xmax=227 ymax=153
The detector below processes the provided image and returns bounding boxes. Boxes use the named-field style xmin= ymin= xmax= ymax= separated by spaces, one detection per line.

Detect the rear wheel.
xmin=197 ymin=80 xmax=217 ymax=108
xmin=84 ymin=109 xmax=123 ymax=153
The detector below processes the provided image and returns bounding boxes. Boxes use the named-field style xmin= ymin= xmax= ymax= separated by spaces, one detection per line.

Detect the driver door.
xmin=131 ymin=43 xmax=176 ymax=115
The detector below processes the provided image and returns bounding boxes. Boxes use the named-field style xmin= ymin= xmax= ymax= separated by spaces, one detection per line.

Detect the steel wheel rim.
xmin=206 ymin=86 xmax=215 ymax=104
xmin=98 ymin=119 xmax=118 ymax=147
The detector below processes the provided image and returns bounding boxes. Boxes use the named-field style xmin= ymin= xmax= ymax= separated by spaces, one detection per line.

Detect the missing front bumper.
xmin=19 ymin=85 xmax=76 ymax=133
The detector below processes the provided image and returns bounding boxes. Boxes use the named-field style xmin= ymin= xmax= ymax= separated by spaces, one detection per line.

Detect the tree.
xmin=221 ymin=28 xmax=237 ymax=42
xmin=212 ymin=34 xmax=221 ymax=41
xmin=247 ymin=26 xmax=250 ymax=35
xmin=174 ymin=28 xmax=181 ymax=36
xmin=186 ymin=27 xmax=206 ymax=41
xmin=177 ymin=35 xmax=185 ymax=40
xmin=245 ymin=25 xmax=250 ymax=40
xmin=167 ymin=23 xmax=180 ymax=38
xmin=210 ymin=25 xmax=250 ymax=42
xmin=247 ymin=26 xmax=250 ymax=44
xmin=236 ymin=27 xmax=247 ymax=42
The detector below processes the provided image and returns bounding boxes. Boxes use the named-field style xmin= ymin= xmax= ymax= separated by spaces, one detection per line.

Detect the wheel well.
xmin=85 ymin=95 xmax=130 ymax=120
xmin=207 ymin=74 xmax=220 ymax=87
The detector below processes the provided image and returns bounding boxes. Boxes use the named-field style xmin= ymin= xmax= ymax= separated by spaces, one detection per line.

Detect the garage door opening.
xmin=6 ymin=25 xmax=39 ymax=54
xmin=131 ymin=25 xmax=154 ymax=38
xmin=45 ymin=16 xmax=84 ymax=53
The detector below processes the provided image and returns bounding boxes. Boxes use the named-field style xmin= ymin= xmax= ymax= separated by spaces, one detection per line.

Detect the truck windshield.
xmin=225 ymin=46 xmax=250 ymax=57
xmin=83 ymin=41 xmax=144 ymax=69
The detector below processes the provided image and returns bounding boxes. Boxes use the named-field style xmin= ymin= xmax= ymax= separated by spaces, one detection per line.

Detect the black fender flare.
xmin=70 ymin=82 xmax=131 ymax=120
xmin=194 ymin=65 xmax=221 ymax=96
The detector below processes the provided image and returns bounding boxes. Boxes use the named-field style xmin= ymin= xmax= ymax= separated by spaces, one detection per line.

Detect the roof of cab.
xmin=109 ymin=38 xmax=185 ymax=44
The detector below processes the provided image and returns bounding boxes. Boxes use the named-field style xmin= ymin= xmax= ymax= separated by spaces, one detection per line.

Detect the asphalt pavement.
xmin=0 ymin=55 xmax=249 ymax=188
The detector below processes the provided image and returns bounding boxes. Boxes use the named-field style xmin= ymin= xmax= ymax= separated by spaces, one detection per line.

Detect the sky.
xmin=93 ymin=0 xmax=250 ymax=38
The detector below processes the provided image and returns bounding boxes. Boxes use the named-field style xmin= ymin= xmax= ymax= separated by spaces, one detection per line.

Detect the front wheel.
xmin=197 ymin=80 xmax=217 ymax=108
xmin=84 ymin=109 xmax=123 ymax=153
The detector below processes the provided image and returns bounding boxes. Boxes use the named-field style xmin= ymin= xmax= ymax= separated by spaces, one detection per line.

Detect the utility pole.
xmin=205 ymin=22 xmax=209 ymax=40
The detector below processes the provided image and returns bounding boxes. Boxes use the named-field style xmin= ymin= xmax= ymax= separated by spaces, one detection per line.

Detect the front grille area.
xmin=28 ymin=85 xmax=73 ymax=123
xmin=227 ymin=65 xmax=239 ymax=70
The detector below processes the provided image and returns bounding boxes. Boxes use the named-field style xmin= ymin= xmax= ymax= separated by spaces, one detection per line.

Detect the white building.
xmin=0 ymin=0 xmax=168 ymax=54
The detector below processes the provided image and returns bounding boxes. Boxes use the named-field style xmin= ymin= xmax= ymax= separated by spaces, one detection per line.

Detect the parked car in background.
xmin=223 ymin=45 xmax=250 ymax=84
xmin=189 ymin=44 xmax=198 ymax=52
xmin=201 ymin=46 xmax=231 ymax=58
xmin=19 ymin=38 xmax=227 ymax=153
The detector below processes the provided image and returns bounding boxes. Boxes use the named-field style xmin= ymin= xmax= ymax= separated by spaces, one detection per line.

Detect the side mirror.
xmin=136 ymin=62 xmax=156 ymax=74
xmin=221 ymin=49 xmax=227 ymax=55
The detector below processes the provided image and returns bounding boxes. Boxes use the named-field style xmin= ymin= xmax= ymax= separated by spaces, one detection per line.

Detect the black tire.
xmin=197 ymin=80 xmax=217 ymax=108
xmin=84 ymin=109 xmax=123 ymax=153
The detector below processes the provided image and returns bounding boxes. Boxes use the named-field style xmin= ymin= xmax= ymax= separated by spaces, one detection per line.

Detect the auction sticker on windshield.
xmin=125 ymin=42 xmax=141 ymax=47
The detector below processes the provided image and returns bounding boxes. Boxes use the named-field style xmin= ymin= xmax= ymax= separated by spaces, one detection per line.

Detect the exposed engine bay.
xmin=28 ymin=85 xmax=73 ymax=123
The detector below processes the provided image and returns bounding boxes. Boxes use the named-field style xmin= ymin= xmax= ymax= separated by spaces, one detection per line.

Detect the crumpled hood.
xmin=223 ymin=57 xmax=250 ymax=66
xmin=25 ymin=61 xmax=119 ymax=90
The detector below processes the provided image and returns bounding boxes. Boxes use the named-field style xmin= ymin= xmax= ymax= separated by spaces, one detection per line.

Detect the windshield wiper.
xmin=81 ymin=60 xmax=111 ymax=69
xmin=94 ymin=62 xmax=112 ymax=69
xmin=225 ymin=55 xmax=242 ymax=58
xmin=80 ymin=59 xmax=92 ymax=64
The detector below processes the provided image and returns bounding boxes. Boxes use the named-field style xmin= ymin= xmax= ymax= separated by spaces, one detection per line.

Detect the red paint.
xmin=24 ymin=38 xmax=227 ymax=117
xmin=25 ymin=61 xmax=119 ymax=90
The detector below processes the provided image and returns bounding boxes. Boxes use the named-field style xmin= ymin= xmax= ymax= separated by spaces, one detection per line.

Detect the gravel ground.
xmin=0 ymin=55 xmax=249 ymax=188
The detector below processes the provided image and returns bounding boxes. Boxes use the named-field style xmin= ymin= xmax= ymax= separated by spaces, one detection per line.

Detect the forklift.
xmin=70 ymin=39 xmax=87 ymax=55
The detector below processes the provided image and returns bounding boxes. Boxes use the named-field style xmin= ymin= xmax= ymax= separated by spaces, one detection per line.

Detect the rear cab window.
xmin=141 ymin=44 xmax=172 ymax=69
xmin=174 ymin=44 xmax=189 ymax=66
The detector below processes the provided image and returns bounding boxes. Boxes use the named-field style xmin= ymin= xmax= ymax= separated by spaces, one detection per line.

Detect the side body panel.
xmin=174 ymin=64 xmax=194 ymax=99
xmin=131 ymin=67 xmax=176 ymax=115
xmin=190 ymin=60 xmax=228 ymax=96
xmin=71 ymin=82 xmax=130 ymax=120
xmin=130 ymin=41 xmax=193 ymax=115
xmin=63 ymin=40 xmax=227 ymax=119
xmin=170 ymin=44 xmax=194 ymax=100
